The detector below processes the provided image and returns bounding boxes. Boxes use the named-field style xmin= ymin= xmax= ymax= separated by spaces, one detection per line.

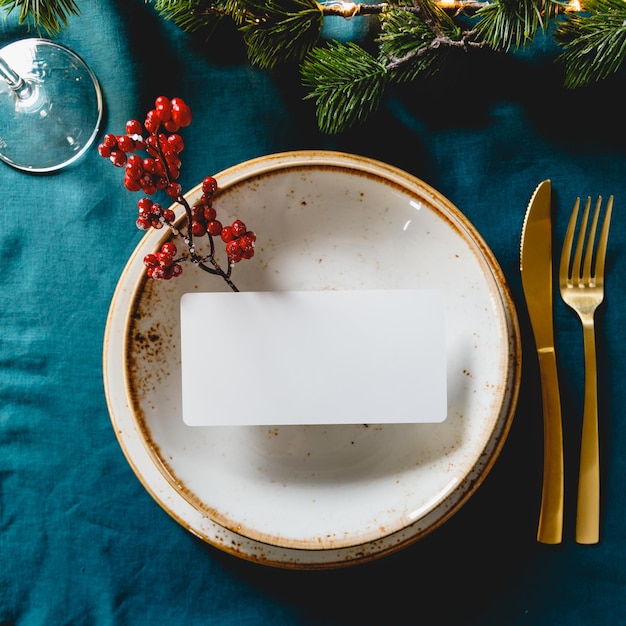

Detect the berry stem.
xmin=176 ymin=192 xmax=238 ymax=290
xmin=199 ymin=262 xmax=239 ymax=291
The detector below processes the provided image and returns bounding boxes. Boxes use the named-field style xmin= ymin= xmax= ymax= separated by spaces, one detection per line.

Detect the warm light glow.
xmin=345 ymin=2 xmax=359 ymax=17
xmin=328 ymin=1 xmax=358 ymax=18
xmin=566 ymin=0 xmax=583 ymax=10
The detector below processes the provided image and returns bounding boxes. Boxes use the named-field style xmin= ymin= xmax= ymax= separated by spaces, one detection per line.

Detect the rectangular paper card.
xmin=180 ymin=289 xmax=447 ymax=426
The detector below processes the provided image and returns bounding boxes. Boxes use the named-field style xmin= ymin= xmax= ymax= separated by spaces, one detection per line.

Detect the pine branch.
xmin=151 ymin=0 xmax=223 ymax=34
xmin=555 ymin=0 xmax=626 ymax=88
xmin=472 ymin=0 xmax=556 ymax=51
xmin=0 ymin=0 xmax=80 ymax=34
xmin=301 ymin=41 xmax=387 ymax=133
xmin=379 ymin=1 xmax=482 ymax=81
xmin=9 ymin=1 xmax=626 ymax=134
xmin=238 ymin=0 xmax=323 ymax=68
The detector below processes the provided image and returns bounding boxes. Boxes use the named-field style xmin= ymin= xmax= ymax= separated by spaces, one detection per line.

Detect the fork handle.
xmin=537 ymin=349 xmax=564 ymax=544
xmin=576 ymin=319 xmax=600 ymax=544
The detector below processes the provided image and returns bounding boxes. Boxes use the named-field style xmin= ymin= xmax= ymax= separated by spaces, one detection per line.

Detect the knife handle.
xmin=536 ymin=348 xmax=564 ymax=544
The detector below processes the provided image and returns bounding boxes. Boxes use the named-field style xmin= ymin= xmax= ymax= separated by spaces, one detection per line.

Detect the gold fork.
xmin=559 ymin=195 xmax=613 ymax=544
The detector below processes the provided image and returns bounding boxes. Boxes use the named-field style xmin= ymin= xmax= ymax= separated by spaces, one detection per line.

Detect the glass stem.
xmin=0 ymin=56 xmax=33 ymax=99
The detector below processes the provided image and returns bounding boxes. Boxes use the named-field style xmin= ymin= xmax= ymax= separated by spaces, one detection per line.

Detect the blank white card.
xmin=180 ymin=289 xmax=447 ymax=426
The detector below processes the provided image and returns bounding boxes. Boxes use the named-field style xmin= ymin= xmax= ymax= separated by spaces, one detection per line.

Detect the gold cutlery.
xmin=559 ymin=195 xmax=613 ymax=544
xmin=520 ymin=179 xmax=564 ymax=544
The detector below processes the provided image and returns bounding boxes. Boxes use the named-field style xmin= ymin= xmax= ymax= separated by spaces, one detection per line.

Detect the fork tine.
xmin=572 ymin=197 xmax=592 ymax=286
xmin=594 ymin=196 xmax=613 ymax=287
xmin=560 ymin=197 xmax=580 ymax=286
xmin=583 ymin=198 xmax=602 ymax=284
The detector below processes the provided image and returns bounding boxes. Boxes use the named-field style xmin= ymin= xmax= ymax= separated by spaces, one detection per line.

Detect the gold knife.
xmin=520 ymin=179 xmax=564 ymax=544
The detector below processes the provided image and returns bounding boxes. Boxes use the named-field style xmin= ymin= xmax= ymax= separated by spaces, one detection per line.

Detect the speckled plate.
xmin=103 ymin=150 xmax=521 ymax=569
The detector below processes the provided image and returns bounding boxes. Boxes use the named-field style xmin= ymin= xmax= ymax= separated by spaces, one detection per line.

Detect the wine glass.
xmin=0 ymin=38 xmax=103 ymax=173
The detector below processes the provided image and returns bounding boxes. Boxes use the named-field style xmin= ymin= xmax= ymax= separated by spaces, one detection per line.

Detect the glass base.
xmin=0 ymin=38 xmax=103 ymax=173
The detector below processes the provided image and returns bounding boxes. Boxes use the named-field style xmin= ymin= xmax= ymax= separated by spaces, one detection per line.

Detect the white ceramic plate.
xmin=103 ymin=151 xmax=521 ymax=569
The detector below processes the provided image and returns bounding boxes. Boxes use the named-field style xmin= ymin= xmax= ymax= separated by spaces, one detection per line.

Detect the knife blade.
xmin=520 ymin=179 xmax=564 ymax=544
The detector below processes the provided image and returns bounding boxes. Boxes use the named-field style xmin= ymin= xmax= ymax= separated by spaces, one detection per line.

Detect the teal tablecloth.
xmin=2 ymin=2 xmax=626 ymax=624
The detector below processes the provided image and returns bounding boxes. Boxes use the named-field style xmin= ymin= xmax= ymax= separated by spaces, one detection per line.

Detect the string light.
xmin=321 ymin=1 xmax=585 ymax=15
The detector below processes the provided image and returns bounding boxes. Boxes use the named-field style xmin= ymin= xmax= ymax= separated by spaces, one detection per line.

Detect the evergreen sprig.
xmin=302 ymin=41 xmax=387 ymax=133
xmin=152 ymin=0 xmax=223 ymax=34
xmin=379 ymin=2 xmax=465 ymax=82
xmin=0 ymin=0 xmax=80 ymax=34
xmin=473 ymin=0 xmax=555 ymax=50
xmin=555 ymin=0 xmax=626 ymax=88
xmin=7 ymin=1 xmax=626 ymax=132
xmin=237 ymin=0 xmax=323 ymax=68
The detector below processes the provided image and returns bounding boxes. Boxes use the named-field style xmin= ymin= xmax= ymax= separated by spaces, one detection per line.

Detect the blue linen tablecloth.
xmin=2 ymin=2 xmax=626 ymax=624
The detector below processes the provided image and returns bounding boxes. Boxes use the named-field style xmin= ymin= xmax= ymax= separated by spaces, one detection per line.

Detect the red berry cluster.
xmin=136 ymin=197 xmax=176 ymax=231
xmin=143 ymin=242 xmax=182 ymax=280
xmin=189 ymin=176 xmax=224 ymax=237
xmin=146 ymin=96 xmax=192 ymax=131
xmin=221 ymin=219 xmax=257 ymax=263
xmin=97 ymin=96 xmax=191 ymax=198
xmin=190 ymin=177 xmax=256 ymax=263
xmin=98 ymin=96 xmax=255 ymax=290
